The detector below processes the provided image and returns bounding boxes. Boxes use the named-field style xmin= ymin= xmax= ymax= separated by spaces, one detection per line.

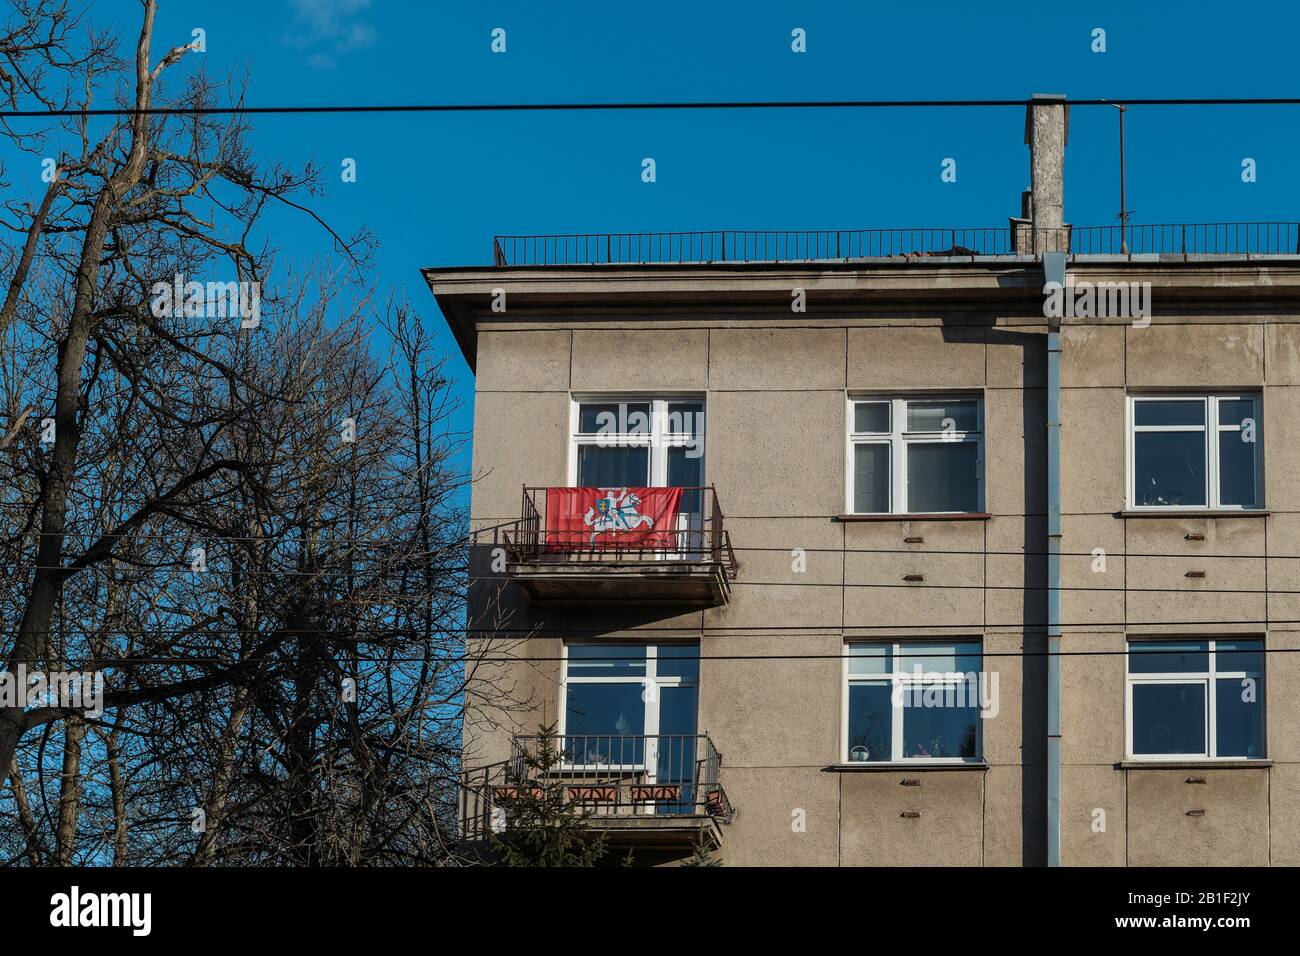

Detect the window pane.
xmin=897 ymin=641 xmax=981 ymax=674
xmin=576 ymin=444 xmax=649 ymax=486
xmin=578 ymin=402 xmax=652 ymax=434
xmin=1215 ymin=677 xmax=1265 ymax=758
xmin=665 ymin=402 xmax=703 ymax=436
xmin=853 ymin=402 xmax=890 ymax=433
xmin=1132 ymin=683 xmax=1206 ymax=755
xmin=853 ymin=443 xmax=890 ymax=513
xmin=848 ymin=644 xmax=891 ymax=675
xmin=1134 ymin=399 xmax=1205 ymax=427
xmin=667 ymin=446 xmax=704 ymax=519
xmin=566 ymin=644 xmax=647 ymax=677
xmin=1133 ymin=431 xmax=1206 ymax=506
xmin=658 ymin=685 xmax=698 ymax=739
xmin=667 ymin=445 xmax=703 ymax=486
xmin=902 ymin=701 xmax=979 ymax=759
xmin=906 ymin=442 xmax=979 ymax=512
xmin=657 ymin=686 xmax=699 ymax=812
xmin=1217 ymin=639 xmax=1264 ymax=674
xmin=1218 ymin=428 xmax=1258 ymax=506
xmin=1217 ymin=399 xmax=1254 ymax=428
xmin=657 ymin=644 xmax=700 ymax=680
xmin=564 ymin=684 xmax=646 ymax=764
xmin=1128 ymin=641 xmax=1209 ymax=673
xmin=847 ymin=683 xmax=892 ymax=761
xmin=906 ymin=400 xmax=978 ymax=433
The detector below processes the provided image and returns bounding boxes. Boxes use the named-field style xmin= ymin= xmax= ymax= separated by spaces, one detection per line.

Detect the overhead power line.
xmin=10 ymin=561 xmax=1296 ymax=595
xmin=5 ymin=615 xmax=1299 ymax=636
xmin=12 ymin=522 xmax=1300 ymax=562
xmin=15 ymin=645 xmax=1290 ymax=667
xmin=4 ymin=97 xmax=1300 ymax=119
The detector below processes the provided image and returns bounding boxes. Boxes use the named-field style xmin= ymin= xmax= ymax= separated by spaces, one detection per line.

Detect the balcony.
xmin=461 ymin=734 xmax=733 ymax=852
xmin=484 ymin=485 xmax=737 ymax=607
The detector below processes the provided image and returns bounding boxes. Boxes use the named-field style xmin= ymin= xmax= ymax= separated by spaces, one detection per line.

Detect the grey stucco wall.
xmin=460 ymin=274 xmax=1300 ymax=865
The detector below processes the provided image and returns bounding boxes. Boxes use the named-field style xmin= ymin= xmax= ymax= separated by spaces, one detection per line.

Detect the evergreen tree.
xmin=490 ymin=725 xmax=608 ymax=866
xmin=680 ymin=832 xmax=721 ymax=867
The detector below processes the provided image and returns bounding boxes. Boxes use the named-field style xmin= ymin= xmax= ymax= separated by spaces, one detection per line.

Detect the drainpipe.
xmin=1026 ymin=92 xmax=1069 ymax=867
xmin=1044 ymin=252 xmax=1064 ymax=868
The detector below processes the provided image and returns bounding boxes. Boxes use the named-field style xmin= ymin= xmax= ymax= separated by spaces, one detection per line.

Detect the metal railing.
xmin=491 ymin=222 xmax=1300 ymax=265
xmin=494 ymin=227 xmax=1021 ymax=264
xmin=1069 ymin=222 xmax=1300 ymax=256
xmin=492 ymin=733 xmax=730 ymax=820
xmin=498 ymin=485 xmax=738 ymax=579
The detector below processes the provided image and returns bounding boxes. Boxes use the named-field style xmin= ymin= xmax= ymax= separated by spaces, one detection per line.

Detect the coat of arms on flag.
xmin=544 ymin=487 xmax=684 ymax=552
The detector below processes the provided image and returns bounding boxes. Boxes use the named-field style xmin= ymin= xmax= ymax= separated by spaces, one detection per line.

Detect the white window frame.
xmin=1125 ymin=638 xmax=1266 ymax=761
xmin=840 ymin=640 xmax=984 ymax=765
xmin=558 ymin=643 xmax=698 ymax=774
xmin=569 ymin=395 xmax=705 ymax=488
xmin=845 ymin=394 xmax=984 ymax=515
xmin=1125 ymin=393 xmax=1263 ymax=511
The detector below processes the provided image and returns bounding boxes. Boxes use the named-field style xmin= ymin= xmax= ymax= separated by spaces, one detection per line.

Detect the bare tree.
xmin=1 ymin=1 xmax=508 ymax=867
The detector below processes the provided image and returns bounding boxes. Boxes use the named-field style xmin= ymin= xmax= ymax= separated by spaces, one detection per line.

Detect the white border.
xmin=568 ymin=394 xmax=706 ymax=487
xmin=558 ymin=642 xmax=699 ymax=777
xmin=1124 ymin=638 xmax=1267 ymax=761
xmin=841 ymin=639 xmax=985 ymax=764
xmin=845 ymin=394 xmax=984 ymax=515
xmin=1125 ymin=393 xmax=1263 ymax=511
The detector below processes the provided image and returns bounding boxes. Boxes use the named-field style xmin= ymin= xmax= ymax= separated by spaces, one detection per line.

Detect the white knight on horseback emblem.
xmin=583 ymin=487 xmax=655 ymax=545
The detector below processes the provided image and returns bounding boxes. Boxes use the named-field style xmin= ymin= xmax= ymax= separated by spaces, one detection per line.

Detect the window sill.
xmin=1116 ymin=759 xmax=1271 ymax=770
xmin=1115 ymin=510 xmax=1270 ymax=519
xmin=825 ymin=761 xmax=990 ymax=772
xmin=834 ymin=513 xmax=993 ymax=523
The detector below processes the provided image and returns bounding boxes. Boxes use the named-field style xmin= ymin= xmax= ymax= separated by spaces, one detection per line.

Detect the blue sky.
xmin=6 ymin=0 xmax=1300 ymax=440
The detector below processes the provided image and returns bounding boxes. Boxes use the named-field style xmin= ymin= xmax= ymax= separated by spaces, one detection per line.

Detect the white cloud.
xmin=337 ymin=21 xmax=377 ymax=52
xmin=285 ymin=0 xmax=377 ymax=68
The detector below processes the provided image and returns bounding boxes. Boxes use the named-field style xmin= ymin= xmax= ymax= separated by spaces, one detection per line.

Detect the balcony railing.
xmin=471 ymin=486 xmax=736 ymax=606
xmin=502 ymin=485 xmax=738 ymax=578
xmin=460 ymin=733 xmax=732 ymax=848
xmin=491 ymin=222 xmax=1300 ymax=265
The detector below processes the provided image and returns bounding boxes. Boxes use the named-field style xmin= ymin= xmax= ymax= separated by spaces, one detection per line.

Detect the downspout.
xmin=1025 ymin=91 xmax=1068 ymax=868
xmin=1044 ymin=251 xmax=1065 ymax=868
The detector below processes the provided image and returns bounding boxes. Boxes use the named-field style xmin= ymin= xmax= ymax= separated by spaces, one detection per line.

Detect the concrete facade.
xmin=430 ymin=255 xmax=1300 ymax=866
xmin=428 ymin=97 xmax=1300 ymax=866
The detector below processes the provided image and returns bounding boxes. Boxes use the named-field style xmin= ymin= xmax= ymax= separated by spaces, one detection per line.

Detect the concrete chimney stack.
xmin=1011 ymin=93 xmax=1069 ymax=253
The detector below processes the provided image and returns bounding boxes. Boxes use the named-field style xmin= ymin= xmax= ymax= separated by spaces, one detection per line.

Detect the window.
xmin=1126 ymin=639 xmax=1265 ymax=760
xmin=570 ymin=397 xmax=704 ymax=489
xmin=1127 ymin=394 xmax=1262 ymax=509
xmin=842 ymin=641 xmax=984 ymax=763
xmin=847 ymin=396 xmax=983 ymax=514
xmin=561 ymin=643 xmax=699 ymax=773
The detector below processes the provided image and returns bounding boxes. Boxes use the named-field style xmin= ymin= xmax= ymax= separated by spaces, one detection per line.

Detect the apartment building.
xmin=425 ymin=95 xmax=1300 ymax=866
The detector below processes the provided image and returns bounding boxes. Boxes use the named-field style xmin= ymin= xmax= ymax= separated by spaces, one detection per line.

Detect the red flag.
xmin=544 ymin=487 xmax=684 ymax=553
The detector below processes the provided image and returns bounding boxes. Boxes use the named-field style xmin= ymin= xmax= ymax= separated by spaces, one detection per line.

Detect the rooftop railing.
xmin=491 ymin=222 xmax=1300 ymax=266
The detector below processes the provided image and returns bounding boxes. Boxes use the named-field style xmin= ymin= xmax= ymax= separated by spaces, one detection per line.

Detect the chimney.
xmin=1010 ymin=93 xmax=1069 ymax=253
